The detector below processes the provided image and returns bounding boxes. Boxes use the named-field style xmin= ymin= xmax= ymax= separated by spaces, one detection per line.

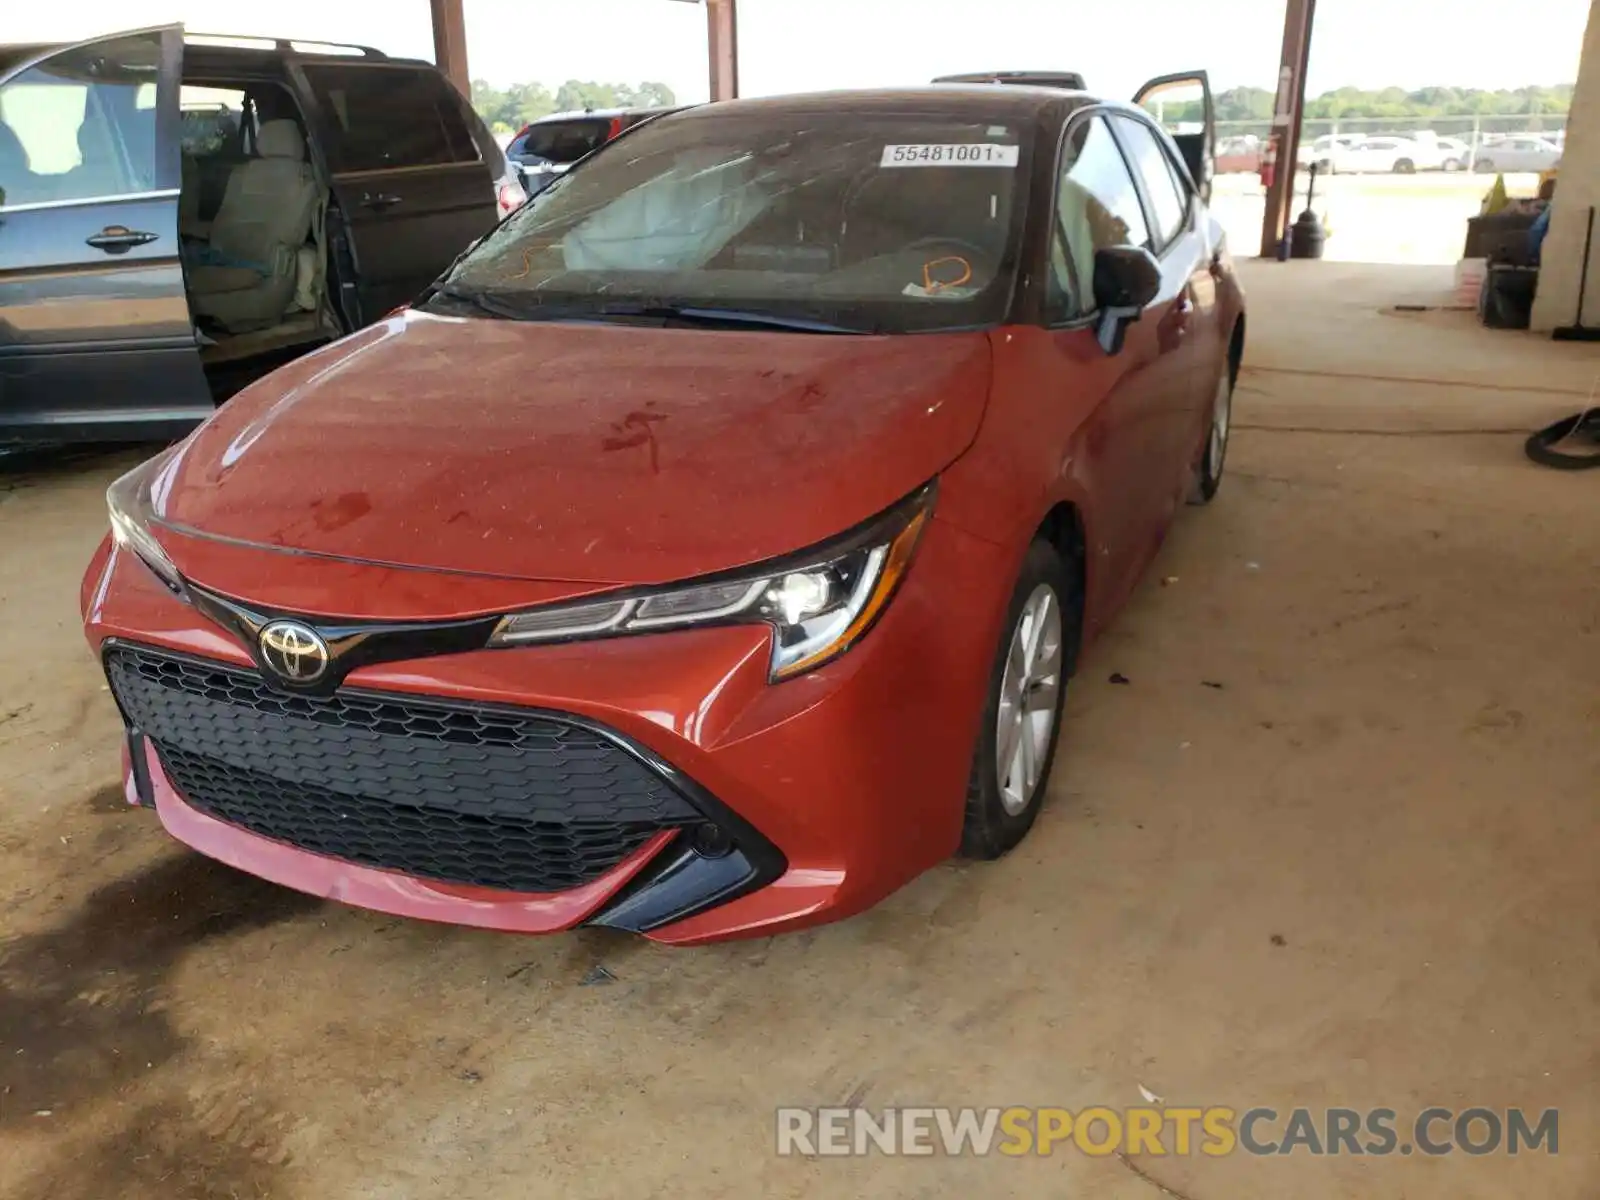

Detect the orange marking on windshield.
xmin=922 ymin=256 xmax=973 ymax=293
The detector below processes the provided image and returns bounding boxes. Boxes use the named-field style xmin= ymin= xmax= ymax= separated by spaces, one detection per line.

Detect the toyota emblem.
xmin=258 ymin=619 xmax=331 ymax=684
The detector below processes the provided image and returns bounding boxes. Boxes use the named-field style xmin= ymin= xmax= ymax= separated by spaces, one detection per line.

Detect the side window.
xmin=1047 ymin=115 xmax=1150 ymax=320
xmin=1112 ymin=116 xmax=1187 ymax=249
xmin=301 ymin=65 xmax=479 ymax=174
xmin=1157 ymin=137 xmax=1193 ymax=208
xmin=0 ymin=31 xmax=161 ymax=208
xmin=179 ymin=86 xmax=248 ymax=157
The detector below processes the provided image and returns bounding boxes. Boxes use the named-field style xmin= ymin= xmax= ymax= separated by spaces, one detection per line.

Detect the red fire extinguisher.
xmin=1259 ymin=132 xmax=1278 ymax=192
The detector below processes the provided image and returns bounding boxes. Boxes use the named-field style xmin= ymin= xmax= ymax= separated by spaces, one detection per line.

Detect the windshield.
xmin=509 ymin=118 xmax=612 ymax=165
xmin=436 ymin=109 xmax=1031 ymax=334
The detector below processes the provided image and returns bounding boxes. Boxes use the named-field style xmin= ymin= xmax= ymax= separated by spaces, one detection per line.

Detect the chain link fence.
xmin=1214 ymin=112 xmax=1568 ymax=172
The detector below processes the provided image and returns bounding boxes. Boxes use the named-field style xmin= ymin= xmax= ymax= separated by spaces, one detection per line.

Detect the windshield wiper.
xmin=425 ymin=283 xmax=536 ymax=321
xmin=424 ymin=290 xmax=865 ymax=333
xmin=594 ymin=303 xmax=863 ymax=334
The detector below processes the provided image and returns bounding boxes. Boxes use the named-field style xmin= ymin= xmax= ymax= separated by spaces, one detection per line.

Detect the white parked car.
xmin=1299 ymin=133 xmax=1359 ymax=170
xmin=1434 ymin=137 xmax=1470 ymax=171
xmin=1473 ymin=136 xmax=1562 ymax=174
xmin=1327 ymin=136 xmax=1442 ymax=174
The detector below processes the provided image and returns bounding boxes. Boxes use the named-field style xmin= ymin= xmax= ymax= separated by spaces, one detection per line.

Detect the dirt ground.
xmin=2 ymin=260 xmax=1599 ymax=1199
xmin=1210 ymin=171 xmax=1546 ymax=265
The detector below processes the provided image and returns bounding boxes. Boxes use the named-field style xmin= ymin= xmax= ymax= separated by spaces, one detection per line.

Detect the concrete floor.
xmin=2 ymin=260 xmax=1598 ymax=1199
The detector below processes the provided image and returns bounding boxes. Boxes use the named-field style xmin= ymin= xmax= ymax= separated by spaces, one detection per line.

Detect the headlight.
xmin=107 ymin=454 xmax=185 ymax=595
xmin=490 ymin=483 xmax=935 ymax=681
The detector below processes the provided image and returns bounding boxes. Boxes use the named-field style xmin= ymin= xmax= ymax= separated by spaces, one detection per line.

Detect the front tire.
xmin=1188 ymin=363 xmax=1233 ymax=505
xmin=959 ymin=541 xmax=1077 ymax=859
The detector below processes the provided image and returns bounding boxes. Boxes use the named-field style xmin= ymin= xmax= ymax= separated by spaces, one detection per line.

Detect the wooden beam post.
xmin=1259 ymin=0 xmax=1317 ymax=258
xmin=430 ymin=0 xmax=470 ymax=96
xmin=706 ymin=0 xmax=739 ymax=102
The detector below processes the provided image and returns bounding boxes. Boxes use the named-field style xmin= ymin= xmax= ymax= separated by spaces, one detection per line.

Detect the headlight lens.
xmin=490 ymin=483 xmax=934 ymax=680
xmin=107 ymin=454 xmax=185 ymax=595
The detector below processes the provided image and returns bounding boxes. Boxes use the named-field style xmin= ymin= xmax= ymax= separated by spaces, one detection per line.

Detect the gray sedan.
xmin=1475 ymin=137 xmax=1562 ymax=174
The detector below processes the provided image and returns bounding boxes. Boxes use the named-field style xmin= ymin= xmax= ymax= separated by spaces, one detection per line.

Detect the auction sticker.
xmin=880 ymin=144 xmax=1019 ymax=167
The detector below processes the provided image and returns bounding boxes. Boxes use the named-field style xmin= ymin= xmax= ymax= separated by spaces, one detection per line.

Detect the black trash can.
xmin=1289 ymin=210 xmax=1326 ymax=259
xmin=1477 ymin=264 xmax=1539 ymax=329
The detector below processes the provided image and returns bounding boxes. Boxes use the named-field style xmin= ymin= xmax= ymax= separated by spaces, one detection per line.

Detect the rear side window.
xmin=510 ymin=119 xmax=613 ymax=166
xmin=1111 ymin=116 xmax=1187 ymax=249
xmin=179 ymin=85 xmax=247 ymax=155
xmin=302 ymin=64 xmax=478 ymax=173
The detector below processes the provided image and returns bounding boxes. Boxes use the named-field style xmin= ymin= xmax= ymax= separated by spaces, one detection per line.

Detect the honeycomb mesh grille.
xmin=105 ymin=645 xmax=695 ymax=892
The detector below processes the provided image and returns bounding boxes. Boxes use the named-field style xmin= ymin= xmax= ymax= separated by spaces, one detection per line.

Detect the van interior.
xmin=177 ymin=79 xmax=340 ymax=396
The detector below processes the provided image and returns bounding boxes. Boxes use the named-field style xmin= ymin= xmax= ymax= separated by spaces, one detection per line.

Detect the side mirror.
xmin=1092 ymin=245 xmax=1162 ymax=354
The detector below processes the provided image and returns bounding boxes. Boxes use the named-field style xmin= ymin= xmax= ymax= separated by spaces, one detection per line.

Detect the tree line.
xmin=470 ymin=80 xmax=678 ymax=132
xmin=1162 ymin=83 xmax=1573 ymax=124
xmin=469 ymin=79 xmax=1569 ymax=135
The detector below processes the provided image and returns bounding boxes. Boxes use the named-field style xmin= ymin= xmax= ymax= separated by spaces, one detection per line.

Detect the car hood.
xmin=158 ymin=310 xmax=992 ymax=586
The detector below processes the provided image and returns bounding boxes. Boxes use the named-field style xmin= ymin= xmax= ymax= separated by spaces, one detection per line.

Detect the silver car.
xmin=1474 ymin=136 xmax=1562 ymax=174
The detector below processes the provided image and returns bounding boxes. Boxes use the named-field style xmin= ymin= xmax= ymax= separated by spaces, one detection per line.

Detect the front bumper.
xmin=83 ymin=515 xmax=1011 ymax=943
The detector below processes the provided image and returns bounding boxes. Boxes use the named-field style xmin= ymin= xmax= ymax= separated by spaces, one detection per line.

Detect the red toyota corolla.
xmin=83 ymin=86 xmax=1243 ymax=944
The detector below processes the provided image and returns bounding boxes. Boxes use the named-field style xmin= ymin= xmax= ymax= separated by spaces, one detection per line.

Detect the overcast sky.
xmin=7 ymin=0 xmax=1588 ymax=102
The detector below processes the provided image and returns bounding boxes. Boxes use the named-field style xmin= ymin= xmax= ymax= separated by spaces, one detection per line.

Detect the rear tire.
xmin=959 ymin=540 xmax=1078 ymax=860
xmin=1188 ymin=362 xmax=1234 ymax=505
xmin=1394 ymin=158 xmax=1416 ymax=174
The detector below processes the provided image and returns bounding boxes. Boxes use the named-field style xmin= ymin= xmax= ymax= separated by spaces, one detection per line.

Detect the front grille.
xmin=105 ymin=645 xmax=699 ymax=892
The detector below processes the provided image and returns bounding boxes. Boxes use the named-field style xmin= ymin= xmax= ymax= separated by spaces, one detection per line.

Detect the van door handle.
xmin=86 ymin=226 xmax=158 ymax=254
xmin=361 ymin=192 xmax=403 ymax=210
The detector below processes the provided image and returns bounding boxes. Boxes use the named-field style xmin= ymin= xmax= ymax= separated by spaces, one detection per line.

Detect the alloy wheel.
xmin=1208 ymin=370 xmax=1232 ymax=480
xmin=995 ymin=583 xmax=1064 ymax=815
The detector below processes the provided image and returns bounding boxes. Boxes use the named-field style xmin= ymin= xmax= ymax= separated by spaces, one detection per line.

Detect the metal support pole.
xmin=1259 ymin=0 xmax=1317 ymax=258
xmin=706 ymin=0 xmax=739 ymax=102
xmin=430 ymin=0 xmax=470 ymax=96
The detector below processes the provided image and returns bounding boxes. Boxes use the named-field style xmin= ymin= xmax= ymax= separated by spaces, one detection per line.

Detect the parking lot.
xmin=3 ymin=259 xmax=1598 ymax=1199
xmin=1211 ymin=170 xmax=1545 ymax=265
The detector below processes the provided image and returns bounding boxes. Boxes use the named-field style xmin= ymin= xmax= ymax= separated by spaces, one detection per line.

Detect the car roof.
xmin=680 ymin=85 xmax=1098 ymax=120
xmin=527 ymin=107 xmax=672 ymax=124
xmin=0 ymin=31 xmax=433 ymax=75
xmin=934 ymin=70 xmax=1087 ymax=90
xmin=0 ymin=42 xmax=63 ymax=75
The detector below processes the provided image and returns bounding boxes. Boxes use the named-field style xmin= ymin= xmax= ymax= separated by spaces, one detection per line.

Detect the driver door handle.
xmin=86 ymin=226 xmax=158 ymax=254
